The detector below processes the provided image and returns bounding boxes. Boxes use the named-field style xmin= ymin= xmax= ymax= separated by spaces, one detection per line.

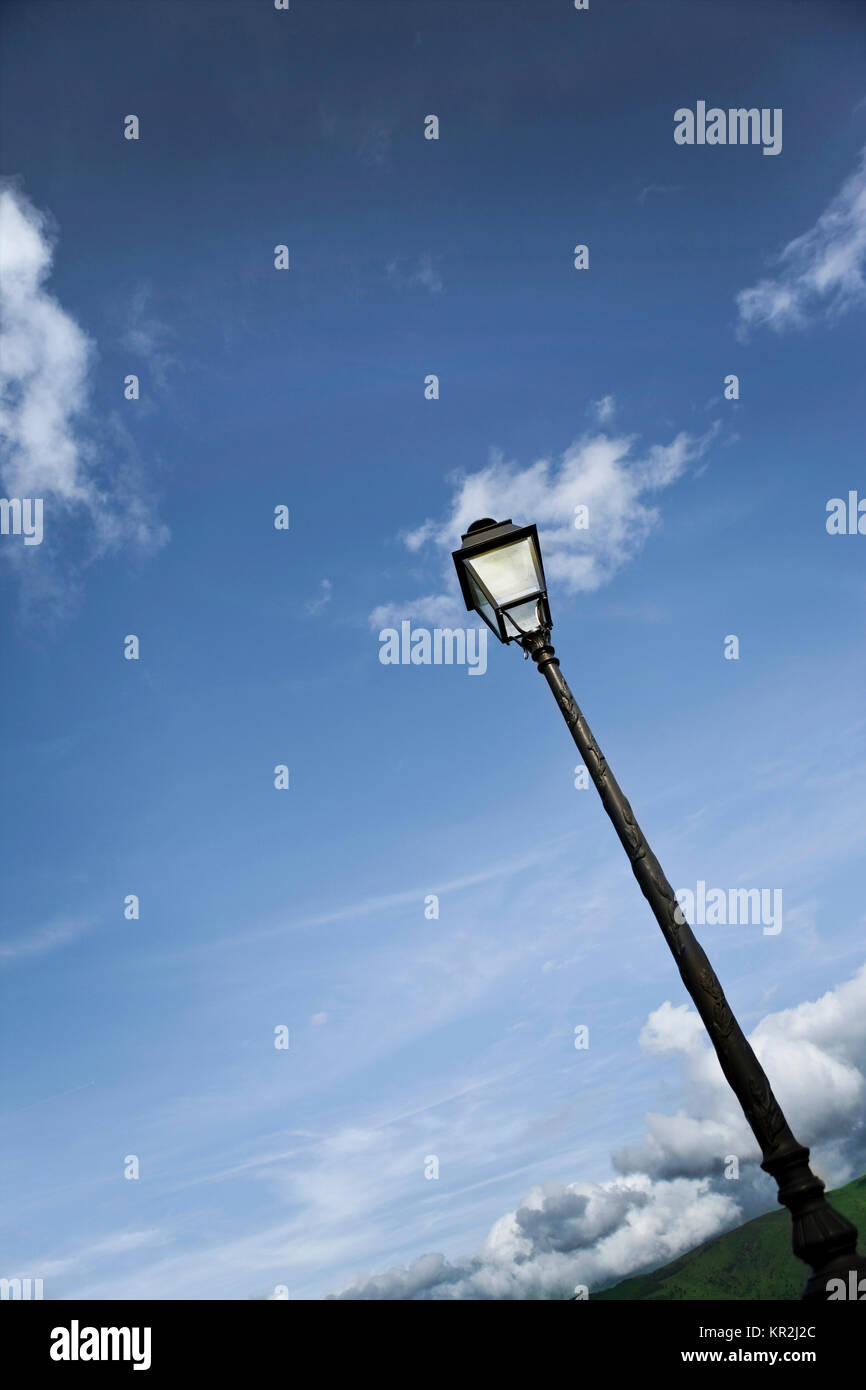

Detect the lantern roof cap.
xmin=457 ymin=517 xmax=524 ymax=546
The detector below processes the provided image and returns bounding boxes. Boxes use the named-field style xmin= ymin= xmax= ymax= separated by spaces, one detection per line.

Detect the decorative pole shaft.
xmin=522 ymin=629 xmax=865 ymax=1300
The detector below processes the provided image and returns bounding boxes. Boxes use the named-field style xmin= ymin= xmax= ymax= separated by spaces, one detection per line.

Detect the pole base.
xmin=802 ymin=1250 xmax=866 ymax=1301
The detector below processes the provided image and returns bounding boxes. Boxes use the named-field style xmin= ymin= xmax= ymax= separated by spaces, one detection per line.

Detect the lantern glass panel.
xmin=503 ymin=598 xmax=545 ymax=638
xmin=467 ymin=538 xmax=541 ymax=609
xmin=467 ymin=572 xmax=499 ymax=636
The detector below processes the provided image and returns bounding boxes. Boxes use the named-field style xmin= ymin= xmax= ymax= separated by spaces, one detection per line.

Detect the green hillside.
xmin=592 ymin=1174 xmax=866 ymax=1301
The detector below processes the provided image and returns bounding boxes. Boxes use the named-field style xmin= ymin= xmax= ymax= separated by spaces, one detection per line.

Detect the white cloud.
xmin=591 ymin=394 xmax=616 ymax=422
xmin=541 ymin=953 xmax=581 ymax=974
xmin=122 ymin=284 xmax=176 ymax=389
xmin=0 ymin=917 xmax=91 ymax=964
xmin=385 ymin=254 xmax=443 ymax=294
xmin=0 ymin=187 xmax=91 ymax=505
xmin=370 ymin=424 xmax=718 ymax=628
xmin=306 ymin=578 xmax=332 ymax=615
xmin=0 ymin=183 xmax=167 ymax=555
xmin=614 ymin=962 xmax=866 ymax=1181
xmin=37 ymin=1228 xmax=165 ymax=1279
xmin=327 ymin=962 xmax=866 ymax=1299
xmin=328 ymin=1175 xmax=738 ymax=1299
xmin=638 ymin=1000 xmax=706 ymax=1056
xmin=736 ymin=146 xmax=866 ymax=334
xmin=637 ymin=184 xmax=681 ymax=206
xmin=369 ymin=591 xmax=466 ymax=631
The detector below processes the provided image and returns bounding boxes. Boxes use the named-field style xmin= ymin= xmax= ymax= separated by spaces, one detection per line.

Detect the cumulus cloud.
xmin=328 ymin=1175 xmax=738 ymax=1300
xmin=736 ymin=145 xmax=866 ymax=334
xmin=369 ymin=424 xmax=718 ymax=630
xmin=0 ymin=182 xmax=167 ymax=561
xmin=591 ymin=394 xmax=616 ymax=423
xmin=615 ymin=963 xmax=866 ymax=1182
xmin=369 ymin=590 xmax=465 ymax=632
xmin=639 ymin=1000 xmax=706 ymax=1056
xmin=328 ymin=963 xmax=866 ymax=1299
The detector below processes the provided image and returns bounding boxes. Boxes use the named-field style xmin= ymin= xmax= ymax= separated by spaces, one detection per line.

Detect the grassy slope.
xmin=592 ymin=1174 xmax=866 ymax=1301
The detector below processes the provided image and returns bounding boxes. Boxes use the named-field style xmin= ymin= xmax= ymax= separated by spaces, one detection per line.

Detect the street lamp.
xmin=452 ymin=516 xmax=866 ymax=1301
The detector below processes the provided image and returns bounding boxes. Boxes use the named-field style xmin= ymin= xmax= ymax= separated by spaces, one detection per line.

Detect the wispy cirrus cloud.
xmin=0 ymin=916 xmax=91 ymax=964
xmin=736 ymin=145 xmax=866 ymax=335
xmin=37 ymin=1228 xmax=166 ymax=1280
xmin=306 ymin=578 xmax=332 ymax=615
xmin=122 ymin=284 xmax=177 ymax=390
xmin=328 ymin=962 xmax=866 ymax=1298
xmin=637 ymin=183 xmax=681 ymax=205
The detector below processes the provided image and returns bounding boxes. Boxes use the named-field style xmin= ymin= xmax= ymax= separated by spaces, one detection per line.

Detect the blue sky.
xmin=1 ymin=0 xmax=865 ymax=1299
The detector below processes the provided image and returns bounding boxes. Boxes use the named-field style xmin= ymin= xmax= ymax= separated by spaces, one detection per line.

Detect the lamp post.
xmin=452 ymin=516 xmax=866 ymax=1301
